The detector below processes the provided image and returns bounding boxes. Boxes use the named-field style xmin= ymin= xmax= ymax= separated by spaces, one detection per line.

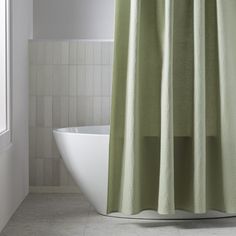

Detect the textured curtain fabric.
xmin=107 ymin=0 xmax=236 ymax=215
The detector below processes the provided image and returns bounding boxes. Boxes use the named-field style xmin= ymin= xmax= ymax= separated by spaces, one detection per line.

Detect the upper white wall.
xmin=33 ymin=0 xmax=115 ymax=39
xmin=0 ymin=0 xmax=33 ymax=232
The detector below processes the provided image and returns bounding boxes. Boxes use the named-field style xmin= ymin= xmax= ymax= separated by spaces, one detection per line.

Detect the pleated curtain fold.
xmin=107 ymin=0 xmax=236 ymax=214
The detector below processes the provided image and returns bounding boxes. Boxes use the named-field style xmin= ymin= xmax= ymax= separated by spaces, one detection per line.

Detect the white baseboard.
xmin=29 ymin=186 xmax=80 ymax=193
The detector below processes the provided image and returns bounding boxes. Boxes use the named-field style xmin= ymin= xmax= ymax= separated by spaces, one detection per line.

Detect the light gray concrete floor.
xmin=1 ymin=194 xmax=236 ymax=236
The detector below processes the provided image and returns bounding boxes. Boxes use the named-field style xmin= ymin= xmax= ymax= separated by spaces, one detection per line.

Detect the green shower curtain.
xmin=107 ymin=0 xmax=236 ymax=214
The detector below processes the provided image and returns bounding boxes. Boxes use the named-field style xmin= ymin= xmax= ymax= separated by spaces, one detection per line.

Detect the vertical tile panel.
xmin=85 ymin=96 xmax=94 ymax=125
xmin=52 ymin=96 xmax=69 ymax=128
xmin=44 ymin=41 xmax=53 ymax=65
xmin=53 ymin=41 xmax=69 ymax=65
xmin=77 ymin=65 xmax=86 ymax=96
xmin=36 ymin=96 xmax=52 ymax=127
xmin=29 ymin=41 xmax=36 ymax=65
xmin=101 ymin=97 xmax=111 ymax=124
xmin=77 ymin=96 xmax=86 ymax=125
xmin=77 ymin=96 xmax=93 ymax=125
xmin=29 ymin=127 xmax=36 ymax=158
xmin=59 ymin=160 xmax=69 ymax=186
xmin=52 ymin=159 xmax=60 ymax=186
xmin=93 ymin=97 xmax=102 ymax=125
xmin=59 ymin=96 xmax=69 ymax=128
xmin=85 ymin=41 xmax=93 ymax=64
xmin=85 ymin=65 xmax=94 ymax=96
xmin=29 ymin=158 xmax=36 ymax=186
xmin=44 ymin=159 xmax=53 ymax=186
xmin=69 ymin=41 xmax=77 ymax=64
xmin=29 ymin=96 xmax=36 ymax=127
xmin=36 ymin=65 xmax=53 ymax=96
xmin=29 ymin=40 xmax=114 ymax=188
xmin=35 ymin=42 xmax=44 ymax=65
xmin=69 ymin=65 xmax=77 ymax=96
xmin=43 ymin=159 xmax=59 ymax=186
xmin=69 ymin=97 xmax=77 ymax=127
xmin=29 ymin=66 xmax=37 ymax=96
xmin=36 ymin=127 xmax=53 ymax=158
xmin=77 ymin=41 xmax=86 ymax=64
xmin=101 ymin=65 xmax=112 ymax=96
xmin=35 ymin=158 xmax=44 ymax=186
xmin=93 ymin=66 xmax=102 ymax=96
xmin=93 ymin=42 xmax=102 ymax=65
xmin=35 ymin=42 xmax=53 ymax=65
xmin=52 ymin=65 xmax=69 ymax=96
xmin=101 ymin=41 xmax=113 ymax=65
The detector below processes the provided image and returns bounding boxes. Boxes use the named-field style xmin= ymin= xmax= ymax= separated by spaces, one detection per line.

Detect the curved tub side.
xmin=53 ymin=131 xmax=109 ymax=214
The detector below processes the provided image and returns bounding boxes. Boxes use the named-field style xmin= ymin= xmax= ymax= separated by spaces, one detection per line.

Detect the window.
xmin=0 ymin=0 xmax=11 ymax=149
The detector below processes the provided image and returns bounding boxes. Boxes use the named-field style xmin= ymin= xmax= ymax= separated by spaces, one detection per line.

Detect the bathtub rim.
xmin=53 ymin=125 xmax=110 ymax=136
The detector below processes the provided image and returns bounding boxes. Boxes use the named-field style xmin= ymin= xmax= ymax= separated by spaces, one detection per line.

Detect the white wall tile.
xmin=101 ymin=97 xmax=111 ymax=124
xmin=53 ymin=41 xmax=69 ymax=65
xmin=85 ymin=66 xmax=94 ymax=96
xmin=36 ymin=65 xmax=53 ymax=96
xmin=29 ymin=96 xmax=36 ymax=127
xmin=69 ymin=41 xmax=77 ymax=64
xmin=29 ymin=66 xmax=37 ymax=96
xmin=44 ymin=42 xmax=53 ymax=64
xmin=69 ymin=66 xmax=77 ymax=96
xmin=43 ymin=159 xmax=53 ymax=186
xmin=93 ymin=42 xmax=102 ymax=65
xmin=29 ymin=158 xmax=36 ymax=186
xmin=29 ymin=40 xmax=113 ymax=187
xmin=77 ymin=41 xmax=86 ymax=64
xmin=93 ymin=66 xmax=102 ymax=96
xmin=35 ymin=158 xmax=44 ymax=186
xmin=52 ymin=65 xmax=69 ymax=96
xmin=77 ymin=96 xmax=93 ymax=125
xmin=69 ymin=97 xmax=77 ymax=127
xmin=34 ymin=42 xmax=44 ymax=64
xmin=43 ymin=159 xmax=60 ymax=186
xmin=101 ymin=42 xmax=113 ymax=65
xmin=29 ymin=127 xmax=36 ymax=158
xmin=85 ymin=41 xmax=94 ymax=64
xmin=77 ymin=65 xmax=86 ymax=96
xmin=93 ymin=97 xmax=102 ymax=125
xmin=76 ymin=96 xmax=86 ymax=126
xmin=34 ymin=41 xmax=53 ymax=65
xmin=29 ymin=41 xmax=36 ymax=65
xmin=36 ymin=96 xmax=52 ymax=127
xmin=59 ymin=160 xmax=70 ymax=186
xmin=52 ymin=96 xmax=69 ymax=128
xmin=52 ymin=159 xmax=60 ymax=186
xmin=101 ymin=65 xmax=112 ymax=96
xmin=36 ymin=127 xmax=53 ymax=158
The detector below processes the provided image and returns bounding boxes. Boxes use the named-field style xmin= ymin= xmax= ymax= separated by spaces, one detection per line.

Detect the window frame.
xmin=0 ymin=0 xmax=11 ymax=150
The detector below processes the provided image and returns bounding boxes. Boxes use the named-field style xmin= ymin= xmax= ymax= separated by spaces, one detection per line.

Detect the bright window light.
xmin=0 ymin=0 xmax=7 ymax=133
xmin=0 ymin=0 xmax=10 ymax=148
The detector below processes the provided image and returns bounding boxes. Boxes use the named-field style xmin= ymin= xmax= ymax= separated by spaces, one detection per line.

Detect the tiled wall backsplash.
xmin=29 ymin=40 xmax=113 ymax=188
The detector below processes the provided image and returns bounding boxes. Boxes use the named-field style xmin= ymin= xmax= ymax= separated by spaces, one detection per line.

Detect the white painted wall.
xmin=33 ymin=0 xmax=115 ymax=39
xmin=0 ymin=0 xmax=33 ymax=232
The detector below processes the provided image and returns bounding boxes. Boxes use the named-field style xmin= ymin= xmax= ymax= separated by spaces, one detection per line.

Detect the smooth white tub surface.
xmin=53 ymin=125 xmax=236 ymax=220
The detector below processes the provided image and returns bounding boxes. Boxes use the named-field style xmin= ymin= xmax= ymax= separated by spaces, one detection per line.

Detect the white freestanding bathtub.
xmin=53 ymin=125 xmax=236 ymax=220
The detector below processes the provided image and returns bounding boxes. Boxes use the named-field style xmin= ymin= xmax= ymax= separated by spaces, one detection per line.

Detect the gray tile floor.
xmin=1 ymin=194 xmax=236 ymax=236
